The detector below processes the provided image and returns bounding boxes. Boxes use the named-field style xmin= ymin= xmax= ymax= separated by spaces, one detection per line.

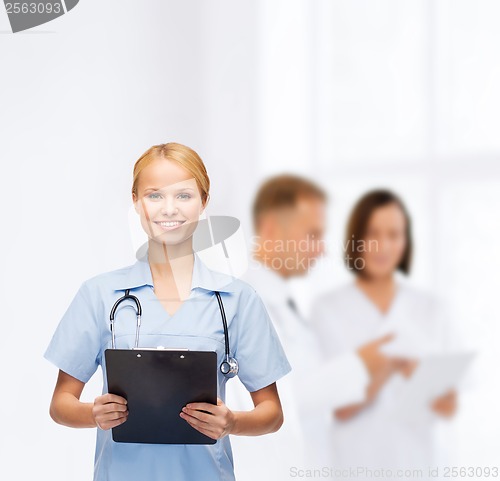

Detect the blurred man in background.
xmin=226 ymin=175 xmax=399 ymax=480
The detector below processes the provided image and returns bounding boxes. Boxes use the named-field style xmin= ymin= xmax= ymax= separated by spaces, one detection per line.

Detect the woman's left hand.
xmin=180 ymin=397 xmax=236 ymax=440
xmin=431 ymin=390 xmax=457 ymax=418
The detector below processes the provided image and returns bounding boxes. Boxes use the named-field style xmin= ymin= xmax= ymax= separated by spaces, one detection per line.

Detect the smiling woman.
xmin=43 ymin=142 xmax=291 ymax=481
xmin=132 ymin=146 xmax=206 ymax=252
xmin=310 ymin=189 xmax=462 ymax=478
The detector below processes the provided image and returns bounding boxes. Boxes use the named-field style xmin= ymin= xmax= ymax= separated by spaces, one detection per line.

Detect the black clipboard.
xmin=104 ymin=349 xmax=217 ymax=445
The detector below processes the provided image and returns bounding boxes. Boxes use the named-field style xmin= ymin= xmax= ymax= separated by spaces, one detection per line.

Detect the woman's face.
xmin=361 ymin=202 xmax=407 ymax=279
xmin=132 ymin=158 xmax=205 ymax=247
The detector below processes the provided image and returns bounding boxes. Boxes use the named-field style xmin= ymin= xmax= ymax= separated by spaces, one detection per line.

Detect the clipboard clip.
xmin=132 ymin=347 xmax=190 ymax=351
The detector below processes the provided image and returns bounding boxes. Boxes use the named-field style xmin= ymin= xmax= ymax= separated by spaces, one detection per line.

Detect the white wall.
xmin=0 ymin=2 xmax=260 ymax=479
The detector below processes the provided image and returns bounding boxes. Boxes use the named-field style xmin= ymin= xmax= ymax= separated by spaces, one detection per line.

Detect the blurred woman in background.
xmin=310 ymin=189 xmax=461 ymax=480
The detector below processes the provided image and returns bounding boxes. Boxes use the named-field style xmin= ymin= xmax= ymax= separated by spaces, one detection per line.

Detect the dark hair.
xmin=252 ymin=174 xmax=327 ymax=232
xmin=344 ymin=189 xmax=412 ymax=275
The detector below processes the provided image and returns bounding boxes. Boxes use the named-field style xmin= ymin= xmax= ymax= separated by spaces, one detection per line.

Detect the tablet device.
xmin=393 ymin=351 xmax=475 ymax=425
xmin=104 ymin=349 xmax=217 ymax=445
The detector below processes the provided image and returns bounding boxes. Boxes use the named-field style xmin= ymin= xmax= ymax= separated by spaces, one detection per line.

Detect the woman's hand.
xmin=92 ymin=393 xmax=129 ymax=430
xmin=431 ymin=390 xmax=457 ymax=418
xmin=395 ymin=358 xmax=419 ymax=379
xmin=180 ymin=397 xmax=235 ymax=440
xmin=334 ymin=356 xmax=414 ymax=422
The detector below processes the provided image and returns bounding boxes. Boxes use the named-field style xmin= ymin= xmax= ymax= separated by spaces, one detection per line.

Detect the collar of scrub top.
xmin=110 ymin=251 xmax=240 ymax=376
xmin=113 ymin=251 xmax=237 ymax=295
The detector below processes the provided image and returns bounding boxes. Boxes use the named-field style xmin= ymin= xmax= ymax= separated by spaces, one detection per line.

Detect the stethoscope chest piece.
xmin=220 ymin=356 xmax=239 ymax=377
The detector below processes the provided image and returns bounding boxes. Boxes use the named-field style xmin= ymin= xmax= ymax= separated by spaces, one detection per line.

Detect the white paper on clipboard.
xmin=392 ymin=351 xmax=476 ymax=424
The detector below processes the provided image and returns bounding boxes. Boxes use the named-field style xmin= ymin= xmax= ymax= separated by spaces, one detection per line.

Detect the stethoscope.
xmin=109 ymin=289 xmax=239 ymax=378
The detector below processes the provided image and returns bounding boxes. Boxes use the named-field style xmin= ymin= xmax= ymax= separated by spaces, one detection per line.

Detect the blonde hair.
xmin=132 ymin=142 xmax=210 ymax=205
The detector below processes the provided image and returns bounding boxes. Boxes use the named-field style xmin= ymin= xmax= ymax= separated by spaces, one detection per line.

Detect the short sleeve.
xmin=233 ymin=288 xmax=292 ymax=392
xmin=43 ymin=280 xmax=102 ymax=383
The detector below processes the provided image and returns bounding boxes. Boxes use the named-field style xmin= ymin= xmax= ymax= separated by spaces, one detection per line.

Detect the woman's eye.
xmin=177 ymin=193 xmax=191 ymax=200
xmin=147 ymin=192 xmax=162 ymax=200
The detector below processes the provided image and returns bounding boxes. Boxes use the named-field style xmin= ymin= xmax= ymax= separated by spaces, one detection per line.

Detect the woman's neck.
xmin=147 ymin=239 xmax=195 ymax=301
xmin=355 ymin=274 xmax=397 ymax=314
xmin=147 ymin=239 xmax=194 ymax=274
xmin=147 ymin=237 xmax=192 ymax=262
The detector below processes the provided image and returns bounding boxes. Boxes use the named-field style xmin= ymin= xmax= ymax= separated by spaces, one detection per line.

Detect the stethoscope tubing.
xmin=109 ymin=289 xmax=142 ymax=350
xmin=108 ymin=288 xmax=238 ymax=376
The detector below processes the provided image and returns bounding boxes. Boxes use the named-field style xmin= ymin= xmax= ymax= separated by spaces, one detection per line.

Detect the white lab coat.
xmin=309 ymin=280 xmax=462 ymax=480
xmin=226 ymin=262 xmax=369 ymax=480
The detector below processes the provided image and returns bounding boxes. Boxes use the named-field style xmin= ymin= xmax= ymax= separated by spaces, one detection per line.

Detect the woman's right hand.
xmin=92 ymin=393 xmax=129 ymax=430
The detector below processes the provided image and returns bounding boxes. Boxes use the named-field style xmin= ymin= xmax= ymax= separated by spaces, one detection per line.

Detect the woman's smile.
xmin=154 ymin=220 xmax=187 ymax=231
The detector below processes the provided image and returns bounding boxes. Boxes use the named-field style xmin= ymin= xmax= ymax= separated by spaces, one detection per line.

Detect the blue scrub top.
xmin=44 ymin=251 xmax=291 ymax=481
